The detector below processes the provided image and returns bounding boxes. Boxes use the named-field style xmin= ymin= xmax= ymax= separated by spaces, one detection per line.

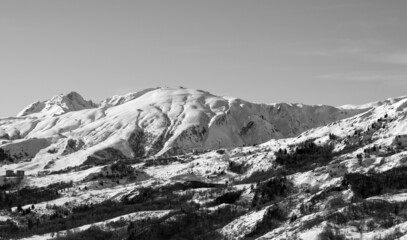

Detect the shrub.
xmin=216 ymin=149 xmax=226 ymax=155
xmin=325 ymin=199 xmax=407 ymax=230
xmin=247 ymin=204 xmax=287 ymax=238
xmin=0 ymin=148 xmax=11 ymax=162
xmin=214 ymin=190 xmax=243 ymax=205
xmin=252 ymin=177 xmax=291 ymax=207
xmin=47 ymin=148 xmax=57 ymax=154
xmin=326 ymin=197 xmax=347 ymax=210
xmin=54 ymin=226 xmax=118 ymax=240
xmin=0 ymin=219 xmax=19 ymax=236
xmin=275 ymin=140 xmax=334 ymax=173
xmin=127 ymin=204 xmax=244 ymax=240
xmin=344 ymin=166 xmax=407 ymax=198
xmin=329 ymin=133 xmax=338 ymax=140
xmin=228 ymin=161 xmax=247 ymax=174
xmin=0 ymin=182 xmax=72 ymax=210
xmin=317 ymin=226 xmax=345 ymax=240
xmin=237 ymin=167 xmax=288 ymax=184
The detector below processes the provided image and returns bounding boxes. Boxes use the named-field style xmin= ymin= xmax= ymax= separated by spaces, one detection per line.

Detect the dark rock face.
xmin=128 ymin=130 xmax=146 ymax=158
xmin=169 ymin=125 xmax=209 ymax=154
xmin=62 ymin=139 xmax=85 ymax=155
xmin=240 ymin=121 xmax=255 ymax=136
xmin=84 ymin=148 xmax=127 ymax=166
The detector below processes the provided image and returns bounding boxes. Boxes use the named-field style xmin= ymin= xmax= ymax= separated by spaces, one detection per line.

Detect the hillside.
xmin=2 ymin=89 xmax=407 ymax=240
xmin=0 ymin=87 xmax=362 ymax=174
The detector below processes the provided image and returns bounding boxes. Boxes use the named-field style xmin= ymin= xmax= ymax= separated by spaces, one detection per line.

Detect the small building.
xmin=37 ymin=170 xmax=50 ymax=176
xmin=16 ymin=170 xmax=25 ymax=177
xmin=1 ymin=170 xmax=24 ymax=186
xmin=5 ymin=170 xmax=14 ymax=177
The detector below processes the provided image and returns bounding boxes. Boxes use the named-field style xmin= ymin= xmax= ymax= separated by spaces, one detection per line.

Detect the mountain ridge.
xmin=3 ymin=88 xmax=407 ymax=239
xmin=1 ymin=87 xmax=363 ymax=173
xmin=16 ymin=91 xmax=98 ymax=117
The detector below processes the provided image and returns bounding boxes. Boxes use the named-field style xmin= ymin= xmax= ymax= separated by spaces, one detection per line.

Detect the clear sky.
xmin=1 ymin=1 xmax=407 ymax=117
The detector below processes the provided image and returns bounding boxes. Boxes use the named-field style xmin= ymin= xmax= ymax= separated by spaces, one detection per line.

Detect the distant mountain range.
xmin=0 ymin=87 xmax=365 ymax=172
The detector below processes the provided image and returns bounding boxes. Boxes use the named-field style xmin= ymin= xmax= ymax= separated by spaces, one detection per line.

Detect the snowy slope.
xmin=295 ymin=94 xmax=407 ymax=152
xmin=17 ymin=91 xmax=97 ymax=117
xmin=0 ymin=87 xmax=361 ymax=173
xmin=3 ymin=91 xmax=407 ymax=239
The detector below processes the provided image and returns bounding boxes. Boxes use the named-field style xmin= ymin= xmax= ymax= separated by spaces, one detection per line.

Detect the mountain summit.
xmin=17 ymin=91 xmax=97 ymax=117
xmin=1 ymin=87 xmax=362 ymax=171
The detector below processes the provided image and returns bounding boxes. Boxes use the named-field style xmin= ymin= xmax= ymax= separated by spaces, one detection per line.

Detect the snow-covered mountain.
xmin=17 ymin=91 xmax=97 ymax=117
xmin=4 ymin=88 xmax=407 ymax=240
xmin=0 ymin=87 xmax=363 ymax=172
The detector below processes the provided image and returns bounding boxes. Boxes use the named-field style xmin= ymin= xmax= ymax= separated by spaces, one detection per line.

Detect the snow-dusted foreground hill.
xmin=2 ymin=89 xmax=407 ymax=240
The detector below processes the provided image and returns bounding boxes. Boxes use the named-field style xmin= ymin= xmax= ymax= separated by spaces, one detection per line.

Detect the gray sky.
xmin=1 ymin=1 xmax=407 ymax=117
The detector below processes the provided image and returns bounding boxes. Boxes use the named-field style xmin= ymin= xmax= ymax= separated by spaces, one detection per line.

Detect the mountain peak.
xmin=17 ymin=91 xmax=97 ymax=117
xmin=100 ymin=87 xmax=160 ymax=107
